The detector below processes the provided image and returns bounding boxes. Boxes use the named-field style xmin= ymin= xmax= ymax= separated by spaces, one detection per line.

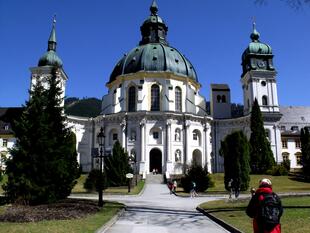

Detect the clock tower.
xmin=241 ymin=23 xmax=282 ymax=164
xmin=241 ymin=23 xmax=279 ymax=115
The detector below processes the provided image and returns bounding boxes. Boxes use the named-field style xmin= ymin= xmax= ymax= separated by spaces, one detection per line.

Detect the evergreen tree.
xmin=3 ymin=69 xmax=80 ymax=205
xmin=104 ymin=140 xmax=132 ymax=187
xmin=301 ymin=127 xmax=310 ymax=178
xmin=249 ymin=98 xmax=275 ymax=174
xmin=180 ymin=164 xmax=213 ymax=193
xmin=220 ymin=131 xmax=250 ymax=191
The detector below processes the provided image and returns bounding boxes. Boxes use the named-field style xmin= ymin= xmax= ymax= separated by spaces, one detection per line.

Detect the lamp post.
xmin=129 ymin=153 xmax=137 ymax=186
xmin=97 ymin=127 xmax=105 ymax=207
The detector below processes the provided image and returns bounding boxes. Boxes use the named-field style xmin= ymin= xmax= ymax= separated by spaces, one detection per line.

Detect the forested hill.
xmin=64 ymin=97 xmax=101 ymax=117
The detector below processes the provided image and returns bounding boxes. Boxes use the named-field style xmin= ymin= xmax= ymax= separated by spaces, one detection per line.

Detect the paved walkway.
xmin=73 ymin=183 xmax=230 ymax=233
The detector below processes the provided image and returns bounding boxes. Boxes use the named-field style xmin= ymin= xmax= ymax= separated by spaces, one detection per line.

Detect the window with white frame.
xmin=262 ymin=95 xmax=268 ymax=106
xmin=153 ymin=131 xmax=159 ymax=139
xmin=295 ymin=139 xmax=301 ymax=148
xmin=295 ymin=152 xmax=302 ymax=166
xmin=151 ymin=84 xmax=160 ymax=111
xmin=128 ymin=86 xmax=136 ymax=112
xmin=282 ymin=152 xmax=289 ymax=161
xmin=282 ymin=139 xmax=288 ymax=149
xmin=175 ymin=86 xmax=182 ymax=112
xmin=2 ymin=139 xmax=8 ymax=148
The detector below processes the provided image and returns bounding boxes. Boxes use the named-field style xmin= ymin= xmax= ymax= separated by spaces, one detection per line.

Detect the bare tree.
xmin=255 ymin=0 xmax=310 ymax=9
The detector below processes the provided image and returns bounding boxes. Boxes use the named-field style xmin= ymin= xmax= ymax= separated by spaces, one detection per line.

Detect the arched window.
xmin=175 ymin=128 xmax=181 ymax=141
xmin=175 ymin=149 xmax=181 ymax=162
xmin=217 ymin=95 xmax=221 ymax=103
xmin=295 ymin=152 xmax=302 ymax=166
xmin=192 ymin=129 xmax=202 ymax=146
xmin=282 ymin=152 xmax=289 ymax=161
xmin=175 ymin=86 xmax=182 ymax=112
xmin=128 ymin=86 xmax=136 ymax=112
xmin=221 ymin=95 xmax=226 ymax=103
xmin=262 ymin=95 xmax=268 ymax=106
xmin=151 ymin=84 xmax=160 ymax=111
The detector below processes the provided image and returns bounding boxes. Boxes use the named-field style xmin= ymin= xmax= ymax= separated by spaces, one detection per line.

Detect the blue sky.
xmin=1 ymin=0 xmax=310 ymax=107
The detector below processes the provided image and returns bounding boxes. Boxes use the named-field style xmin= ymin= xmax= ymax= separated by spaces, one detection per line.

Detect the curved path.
xmin=96 ymin=183 xmax=229 ymax=233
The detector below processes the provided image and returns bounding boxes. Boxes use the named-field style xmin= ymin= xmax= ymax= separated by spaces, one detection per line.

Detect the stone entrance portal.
xmin=149 ymin=148 xmax=162 ymax=174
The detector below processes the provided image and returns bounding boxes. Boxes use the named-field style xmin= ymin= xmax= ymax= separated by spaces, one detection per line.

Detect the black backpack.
xmin=258 ymin=192 xmax=282 ymax=228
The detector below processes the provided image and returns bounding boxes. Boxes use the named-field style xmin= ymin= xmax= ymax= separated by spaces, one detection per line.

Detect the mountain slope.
xmin=64 ymin=97 xmax=101 ymax=117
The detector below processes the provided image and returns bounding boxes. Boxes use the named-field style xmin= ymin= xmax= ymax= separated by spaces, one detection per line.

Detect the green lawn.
xmin=200 ymin=196 xmax=310 ymax=233
xmin=0 ymin=202 xmax=123 ymax=233
xmin=208 ymin=173 xmax=310 ymax=193
xmin=72 ymin=174 xmax=145 ymax=195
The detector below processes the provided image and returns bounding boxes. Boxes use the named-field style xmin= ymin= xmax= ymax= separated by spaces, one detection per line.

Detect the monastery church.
xmin=1 ymin=1 xmax=310 ymax=176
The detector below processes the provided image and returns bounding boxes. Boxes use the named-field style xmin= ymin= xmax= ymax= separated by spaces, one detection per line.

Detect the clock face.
xmin=257 ymin=60 xmax=266 ymax=68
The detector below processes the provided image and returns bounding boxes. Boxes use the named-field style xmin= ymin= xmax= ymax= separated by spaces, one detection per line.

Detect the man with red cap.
xmin=246 ymin=178 xmax=283 ymax=233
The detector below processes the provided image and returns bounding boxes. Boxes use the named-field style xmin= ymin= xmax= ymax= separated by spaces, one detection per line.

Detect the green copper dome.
xmin=108 ymin=0 xmax=198 ymax=83
xmin=241 ymin=23 xmax=275 ymax=76
xmin=38 ymin=18 xmax=63 ymax=67
xmin=38 ymin=50 xmax=63 ymax=67
xmin=242 ymin=23 xmax=272 ymax=61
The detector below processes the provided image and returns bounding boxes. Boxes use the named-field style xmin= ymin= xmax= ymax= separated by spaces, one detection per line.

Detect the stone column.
xmin=140 ymin=119 xmax=146 ymax=162
xmin=166 ymin=120 xmax=172 ymax=162
xmin=204 ymin=122 xmax=211 ymax=172
xmin=185 ymin=120 xmax=191 ymax=165
xmin=120 ymin=118 xmax=126 ymax=149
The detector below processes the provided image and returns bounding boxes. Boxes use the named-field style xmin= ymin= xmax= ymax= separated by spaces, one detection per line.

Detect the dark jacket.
xmin=246 ymin=186 xmax=283 ymax=233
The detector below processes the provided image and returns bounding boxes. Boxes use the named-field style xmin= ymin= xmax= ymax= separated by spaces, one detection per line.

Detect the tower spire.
xmin=150 ymin=0 xmax=158 ymax=15
xmin=250 ymin=19 xmax=260 ymax=42
xmin=48 ymin=15 xmax=57 ymax=51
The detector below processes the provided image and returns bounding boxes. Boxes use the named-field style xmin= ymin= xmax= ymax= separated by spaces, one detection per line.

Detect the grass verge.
xmin=0 ymin=201 xmax=123 ymax=233
xmin=71 ymin=174 xmax=145 ymax=195
xmin=200 ymin=196 xmax=310 ymax=233
xmin=208 ymin=173 xmax=310 ymax=194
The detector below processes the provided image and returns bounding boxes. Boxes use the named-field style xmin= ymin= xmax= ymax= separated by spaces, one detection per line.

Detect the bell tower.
xmin=241 ymin=23 xmax=282 ymax=164
xmin=29 ymin=16 xmax=68 ymax=107
xmin=241 ymin=23 xmax=279 ymax=115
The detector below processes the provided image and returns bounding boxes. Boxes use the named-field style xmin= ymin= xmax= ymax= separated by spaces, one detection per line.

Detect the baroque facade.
xmin=2 ymin=1 xmax=310 ymax=174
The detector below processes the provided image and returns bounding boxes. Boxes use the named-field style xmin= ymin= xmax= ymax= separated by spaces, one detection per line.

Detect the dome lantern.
xmin=139 ymin=0 xmax=169 ymax=46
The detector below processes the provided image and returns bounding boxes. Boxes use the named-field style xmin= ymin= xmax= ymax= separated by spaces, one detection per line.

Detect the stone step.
xmin=146 ymin=174 xmax=164 ymax=184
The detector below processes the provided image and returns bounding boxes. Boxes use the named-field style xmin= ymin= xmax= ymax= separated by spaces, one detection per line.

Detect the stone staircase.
xmin=146 ymin=174 xmax=164 ymax=184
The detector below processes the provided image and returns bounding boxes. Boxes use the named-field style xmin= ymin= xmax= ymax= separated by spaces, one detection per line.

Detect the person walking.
xmin=246 ymin=178 xmax=283 ymax=233
xmin=167 ymin=180 xmax=173 ymax=194
xmin=173 ymin=180 xmax=177 ymax=193
xmin=190 ymin=181 xmax=198 ymax=198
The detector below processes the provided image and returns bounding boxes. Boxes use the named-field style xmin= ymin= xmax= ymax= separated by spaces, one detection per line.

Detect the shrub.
xmin=266 ymin=164 xmax=289 ymax=176
xmin=84 ymin=169 xmax=107 ymax=192
xmin=282 ymin=159 xmax=291 ymax=172
xmin=181 ymin=164 xmax=213 ymax=193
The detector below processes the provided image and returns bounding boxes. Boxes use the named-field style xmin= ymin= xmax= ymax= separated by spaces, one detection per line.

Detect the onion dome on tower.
xmin=108 ymin=0 xmax=198 ymax=84
xmin=38 ymin=17 xmax=63 ymax=67
xmin=241 ymin=22 xmax=275 ymax=77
